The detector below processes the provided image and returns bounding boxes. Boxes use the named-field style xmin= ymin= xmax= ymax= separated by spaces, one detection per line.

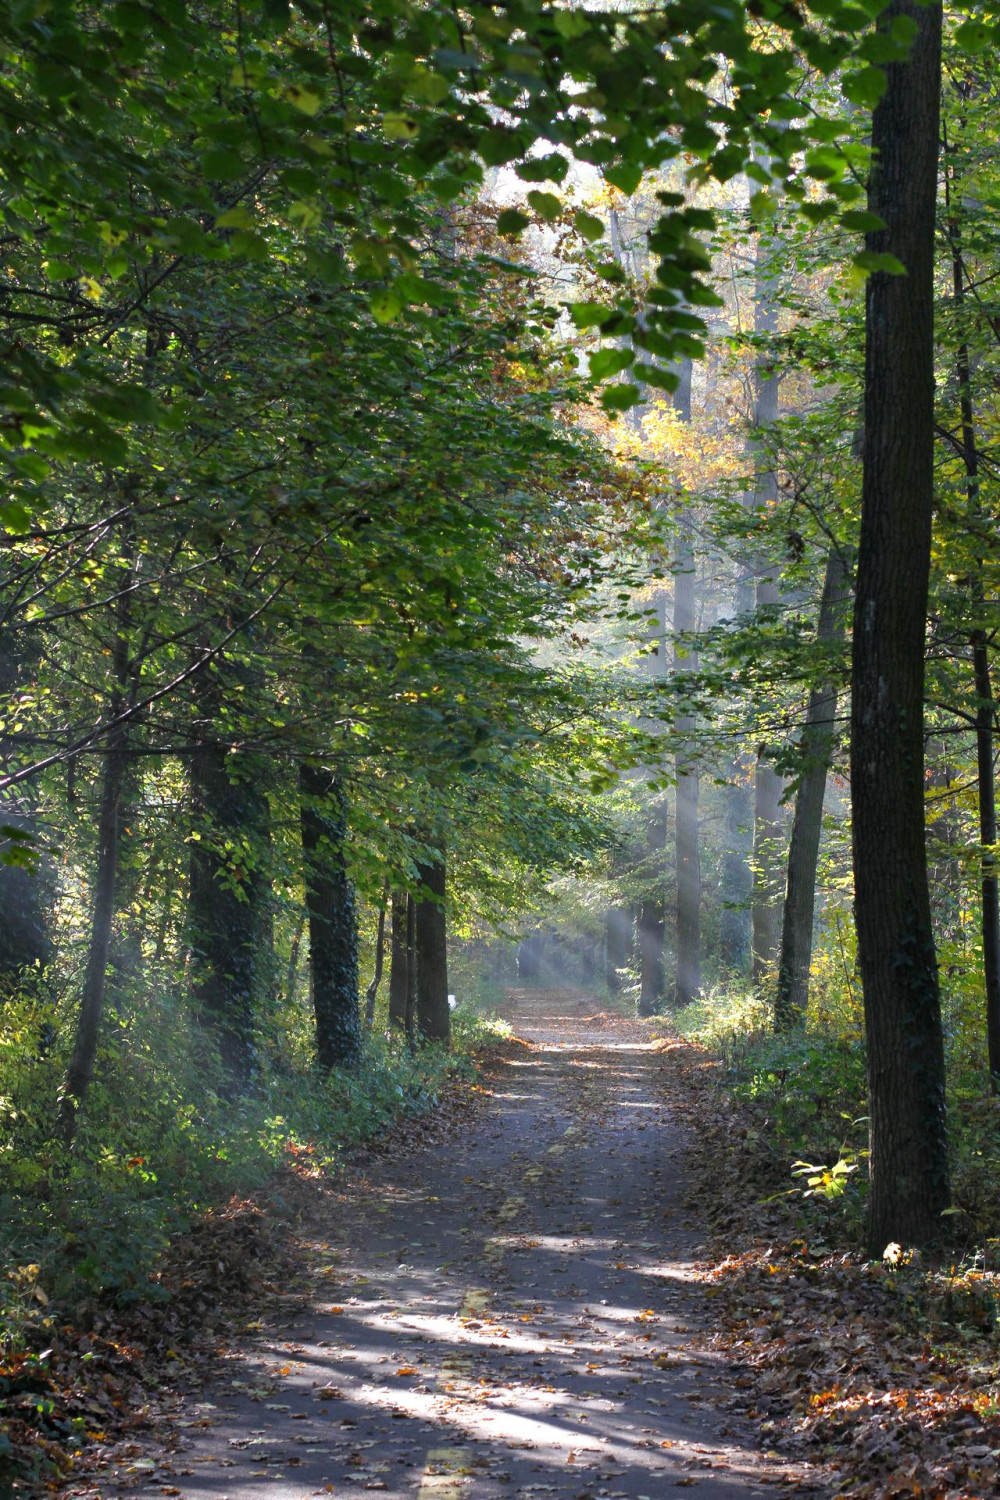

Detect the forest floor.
xmin=58 ymin=989 xmax=828 ymax=1500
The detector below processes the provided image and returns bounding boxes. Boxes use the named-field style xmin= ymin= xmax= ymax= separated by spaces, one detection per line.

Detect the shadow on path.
xmin=87 ymin=991 xmax=827 ymax=1499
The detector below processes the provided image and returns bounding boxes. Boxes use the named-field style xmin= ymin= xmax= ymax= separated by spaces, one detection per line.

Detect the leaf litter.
xmin=654 ymin=1031 xmax=1000 ymax=1500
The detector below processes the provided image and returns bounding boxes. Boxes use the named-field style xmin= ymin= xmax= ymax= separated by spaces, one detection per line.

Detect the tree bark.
xmin=672 ymin=357 xmax=701 ymax=1008
xmin=638 ymin=575 xmax=668 ymax=1016
xmin=946 ymin=167 xmax=1000 ymax=1088
xmin=605 ymin=907 xmax=631 ymax=993
xmin=750 ymin=202 xmax=785 ymax=985
xmin=388 ymin=890 xmax=410 ymax=1029
xmin=851 ymin=0 xmax=951 ymax=1253
xmin=59 ymin=554 xmax=133 ymax=1141
xmin=415 ymin=852 xmax=449 ymax=1045
xmin=720 ymin=568 xmax=755 ymax=974
xmin=0 ymin=627 xmax=54 ymax=988
xmin=365 ymin=891 xmax=388 ymax=1029
xmin=189 ymin=684 xmax=269 ymax=1089
xmin=283 ymin=907 xmax=307 ymax=1008
xmin=775 ymin=548 xmax=850 ymax=1029
xmin=59 ymin=723 xmax=129 ymax=1141
xmin=637 ymin=795 xmax=666 ymax=1015
xmin=404 ymin=890 xmax=417 ymax=1053
xmin=299 ymin=762 xmax=360 ymax=1069
xmin=972 ymin=636 xmax=1000 ymax=1088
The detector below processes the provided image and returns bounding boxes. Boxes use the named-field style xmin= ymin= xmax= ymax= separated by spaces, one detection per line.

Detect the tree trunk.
xmin=851 ymin=0 xmax=950 ymax=1253
xmin=750 ymin=206 xmax=785 ymax=985
xmin=299 ymin=762 xmax=360 ymax=1069
xmin=720 ymin=568 xmax=755 ymax=974
xmin=365 ymin=892 xmax=388 ymax=1029
xmin=189 ymin=699 xmax=269 ymax=1089
xmin=638 ymin=574 xmax=668 ymax=1016
xmin=637 ymin=798 xmax=666 ymax=1015
xmin=388 ymin=890 xmax=410 ymax=1029
xmin=944 ymin=149 xmax=1000 ymax=1090
xmin=605 ymin=907 xmax=630 ymax=993
xmin=775 ymin=548 xmax=850 ymax=1029
xmin=283 ymin=907 xmax=307 ymax=1007
xmin=59 ymin=722 xmax=129 ymax=1141
xmin=415 ymin=852 xmax=449 ymax=1044
xmin=672 ymin=356 xmax=701 ymax=1008
xmin=0 ymin=628 xmax=54 ymax=988
xmin=404 ymin=891 xmax=417 ymax=1053
xmin=59 ymin=556 xmax=133 ymax=1141
xmin=972 ymin=637 xmax=1000 ymax=1088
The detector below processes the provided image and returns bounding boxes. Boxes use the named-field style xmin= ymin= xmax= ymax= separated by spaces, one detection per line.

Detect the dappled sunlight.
xmin=112 ymin=992 xmax=815 ymax=1499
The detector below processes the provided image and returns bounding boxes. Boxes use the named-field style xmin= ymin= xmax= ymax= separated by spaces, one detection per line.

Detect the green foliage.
xmin=0 ymin=980 xmax=466 ymax=1346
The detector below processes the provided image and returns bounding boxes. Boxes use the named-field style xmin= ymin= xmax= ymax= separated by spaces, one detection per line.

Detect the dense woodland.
xmin=4 ymin=0 xmax=1000 ymax=1489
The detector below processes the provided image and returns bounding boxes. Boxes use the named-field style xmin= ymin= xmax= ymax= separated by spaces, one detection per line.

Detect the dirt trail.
xmin=91 ymin=991 xmax=827 ymax=1499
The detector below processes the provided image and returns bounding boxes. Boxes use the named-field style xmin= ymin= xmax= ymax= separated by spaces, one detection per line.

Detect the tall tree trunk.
xmin=720 ymin=568 xmax=755 ymax=974
xmin=404 ymin=891 xmax=417 ymax=1053
xmin=605 ymin=907 xmax=630 ymax=993
xmin=189 ymin=684 xmax=269 ymax=1089
xmin=851 ymin=0 xmax=950 ymax=1253
xmin=108 ymin=756 xmax=144 ymax=990
xmin=0 ymin=627 xmax=54 ymax=989
xmin=750 ymin=225 xmax=785 ymax=985
xmin=415 ymin=851 xmax=449 ymax=1045
xmin=299 ymin=763 xmax=360 ymax=1069
xmin=672 ymin=356 xmax=701 ymax=1007
xmin=638 ymin=576 xmax=668 ymax=1016
xmin=388 ymin=890 xmax=410 ymax=1029
xmin=775 ymin=548 xmax=850 ymax=1029
xmin=972 ymin=636 xmax=1000 ymax=1088
xmin=946 ymin=161 xmax=1000 ymax=1088
xmin=59 ymin=555 xmax=134 ymax=1141
xmin=365 ymin=890 xmax=388 ymax=1029
xmin=637 ymin=799 xmax=667 ymax=1016
xmin=59 ymin=723 xmax=129 ymax=1141
xmin=284 ymin=907 xmax=307 ymax=1008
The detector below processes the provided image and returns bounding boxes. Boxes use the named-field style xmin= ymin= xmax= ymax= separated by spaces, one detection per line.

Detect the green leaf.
xmin=954 ymin=18 xmax=995 ymax=55
xmin=215 ymin=206 xmax=256 ymax=230
xmin=569 ymin=301 xmax=613 ymax=330
xmin=800 ymin=200 xmax=839 ymax=225
xmin=285 ymin=85 xmax=323 ymax=115
xmin=641 ymin=366 xmax=680 ymax=392
xmin=517 ymin=154 xmax=569 ymax=184
xmin=839 ymin=209 xmax=886 ymax=234
xmin=0 ymin=502 xmax=32 ymax=534
xmin=599 ymin=382 xmax=642 ymax=413
xmin=842 ymin=66 xmax=887 ymax=109
xmin=369 ymin=286 xmax=404 ymax=323
xmin=526 ymin=190 xmax=562 ymax=222
xmin=552 ymin=10 xmax=590 ymax=39
xmin=382 ymin=111 xmax=420 ymax=140
xmin=853 ymin=250 xmax=907 ymax=276
xmin=201 ymin=149 xmax=243 ymax=181
xmin=573 ymin=210 xmax=605 ymax=243
xmin=589 ymin=347 xmax=634 ymax=380
xmin=748 ymin=190 xmax=778 ymax=222
xmin=604 ymin=162 xmax=642 ymax=196
xmin=496 ymin=208 xmax=530 ymax=236
xmin=288 ymin=199 xmax=322 ymax=231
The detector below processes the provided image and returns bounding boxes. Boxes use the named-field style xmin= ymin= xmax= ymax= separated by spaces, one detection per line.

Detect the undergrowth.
xmin=672 ymin=966 xmax=1000 ymax=1255
xmin=0 ymin=981 xmax=504 ymax=1355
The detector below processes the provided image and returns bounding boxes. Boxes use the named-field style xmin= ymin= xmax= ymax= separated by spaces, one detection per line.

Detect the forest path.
xmin=99 ymin=992 xmax=826 ymax=1499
